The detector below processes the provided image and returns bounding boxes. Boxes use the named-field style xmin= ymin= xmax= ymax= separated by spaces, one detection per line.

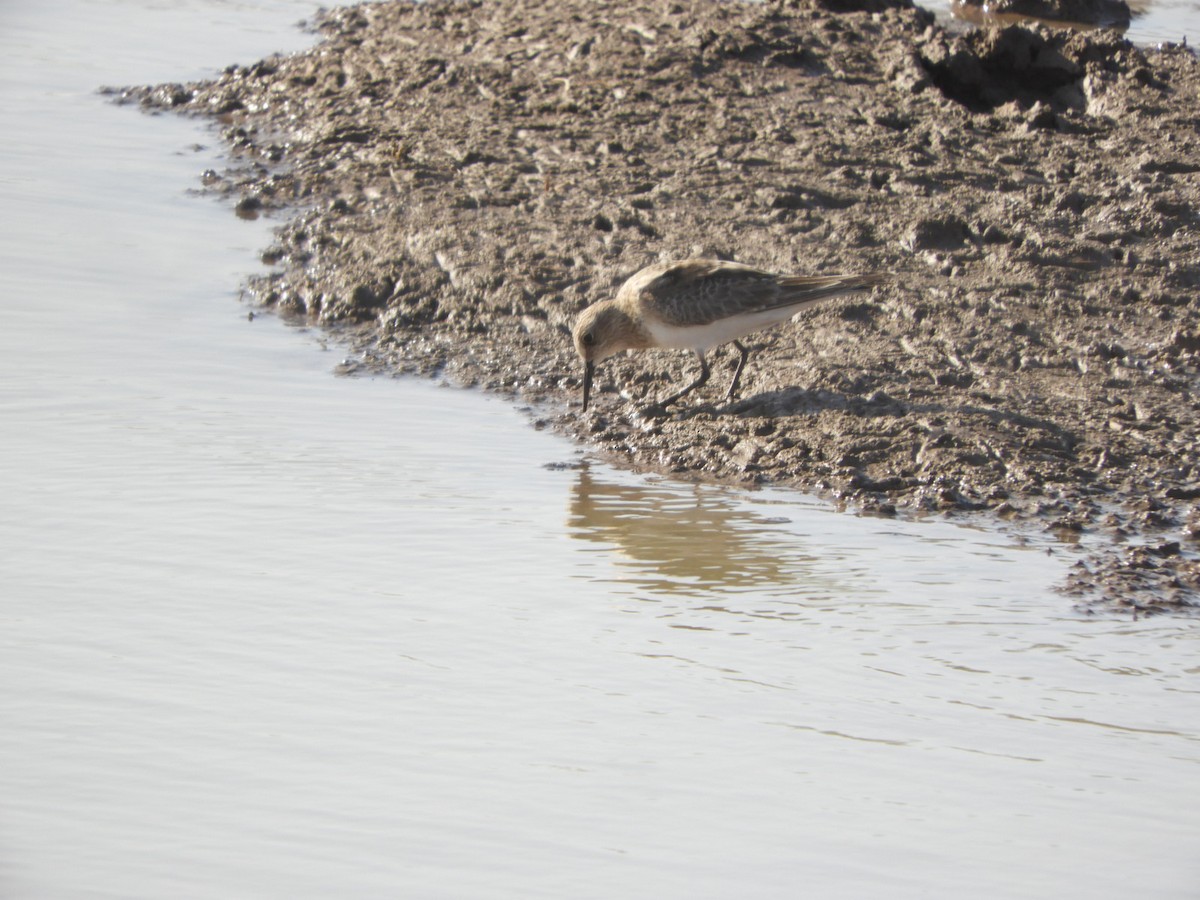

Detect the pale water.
xmin=947 ymin=0 xmax=1200 ymax=42
xmin=1112 ymin=0 xmax=1200 ymax=41
xmin=1 ymin=2 xmax=1198 ymax=899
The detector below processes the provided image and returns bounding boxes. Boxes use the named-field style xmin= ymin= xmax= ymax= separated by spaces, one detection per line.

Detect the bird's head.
xmin=572 ymin=302 xmax=642 ymax=412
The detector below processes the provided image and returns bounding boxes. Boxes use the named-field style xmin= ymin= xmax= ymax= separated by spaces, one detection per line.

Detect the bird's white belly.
xmin=644 ymin=308 xmax=798 ymax=353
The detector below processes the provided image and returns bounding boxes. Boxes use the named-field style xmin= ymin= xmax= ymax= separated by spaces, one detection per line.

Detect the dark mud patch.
xmin=115 ymin=0 xmax=1200 ymax=615
xmin=919 ymin=24 xmax=1147 ymax=111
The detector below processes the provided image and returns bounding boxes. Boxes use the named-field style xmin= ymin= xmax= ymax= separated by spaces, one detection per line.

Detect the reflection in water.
xmin=567 ymin=463 xmax=840 ymax=602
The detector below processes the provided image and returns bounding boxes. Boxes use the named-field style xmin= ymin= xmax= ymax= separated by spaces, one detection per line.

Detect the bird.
xmin=572 ymin=258 xmax=888 ymax=412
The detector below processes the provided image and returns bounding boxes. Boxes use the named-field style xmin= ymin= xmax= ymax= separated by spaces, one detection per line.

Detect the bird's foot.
xmin=636 ymin=402 xmax=672 ymax=420
xmin=638 ymin=400 xmax=725 ymax=421
xmin=679 ymin=402 xmax=721 ymax=420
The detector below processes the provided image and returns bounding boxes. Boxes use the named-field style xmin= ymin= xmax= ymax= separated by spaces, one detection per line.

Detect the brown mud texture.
xmin=122 ymin=0 xmax=1200 ymax=614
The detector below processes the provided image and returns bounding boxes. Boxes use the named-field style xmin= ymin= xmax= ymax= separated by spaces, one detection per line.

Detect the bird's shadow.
xmin=723 ymin=386 xmax=870 ymax=419
xmin=700 ymin=385 xmax=1077 ymax=451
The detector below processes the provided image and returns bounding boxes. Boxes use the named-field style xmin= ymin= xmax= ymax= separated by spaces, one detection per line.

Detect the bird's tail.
xmin=771 ymin=272 xmax=889 ymax=311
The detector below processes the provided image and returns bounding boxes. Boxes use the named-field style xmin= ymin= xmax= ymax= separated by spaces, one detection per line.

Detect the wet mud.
xmin=117 ymin=0 xmax=1200 ymax=614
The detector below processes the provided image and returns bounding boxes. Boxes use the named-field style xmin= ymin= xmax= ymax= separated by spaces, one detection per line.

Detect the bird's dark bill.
xmin=582 ymin=361 xmax=594 ymax=412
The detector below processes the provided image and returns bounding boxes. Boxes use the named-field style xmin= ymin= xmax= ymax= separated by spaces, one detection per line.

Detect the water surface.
xmin=936 ymin=0 xmax=1200 ymax=41
xmin=1 ymin=2 xmax=1198 ymax=899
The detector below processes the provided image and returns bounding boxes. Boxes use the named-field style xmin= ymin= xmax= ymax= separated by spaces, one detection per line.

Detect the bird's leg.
xmin=644 ymin=351 xmax=710 ymax=413
xmin=725 ymin=341 xmax=750 ymax=401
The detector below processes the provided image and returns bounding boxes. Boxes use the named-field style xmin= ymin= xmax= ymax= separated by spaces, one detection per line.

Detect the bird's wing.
xmin=636 ymin=262 xmax=886 ymax=328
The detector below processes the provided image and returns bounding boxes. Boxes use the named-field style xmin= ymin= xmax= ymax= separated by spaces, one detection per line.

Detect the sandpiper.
xmin=573 ymin=258 xmax=888 ymax=412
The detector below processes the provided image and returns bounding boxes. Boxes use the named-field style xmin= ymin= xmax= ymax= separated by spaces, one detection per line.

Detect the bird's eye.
xmin=581 ymin=331 xmax=596 ymax=347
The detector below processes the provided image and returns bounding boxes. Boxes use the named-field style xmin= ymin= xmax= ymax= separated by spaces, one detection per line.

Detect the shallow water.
xmin=935 ymin=0 xmax=1200 ymax=41
xmin=1091 ymin=0 xmax=1200 ymax=42
xmin=947 ymin=1 xmax=1200 ymax=45
xmin=1 ymin=2 xmax=1198 ymax=899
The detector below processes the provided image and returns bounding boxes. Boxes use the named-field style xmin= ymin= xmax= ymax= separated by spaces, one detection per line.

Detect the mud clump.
xmin=918 ymin=24 xmax=1155 ymax=113
xmin=118 ymin=0 xmax=1200 ymax=614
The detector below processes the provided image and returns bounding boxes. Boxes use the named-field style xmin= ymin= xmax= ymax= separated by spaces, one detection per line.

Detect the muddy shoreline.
xmin=119 ymin=0 xmax=1200 ymax=613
